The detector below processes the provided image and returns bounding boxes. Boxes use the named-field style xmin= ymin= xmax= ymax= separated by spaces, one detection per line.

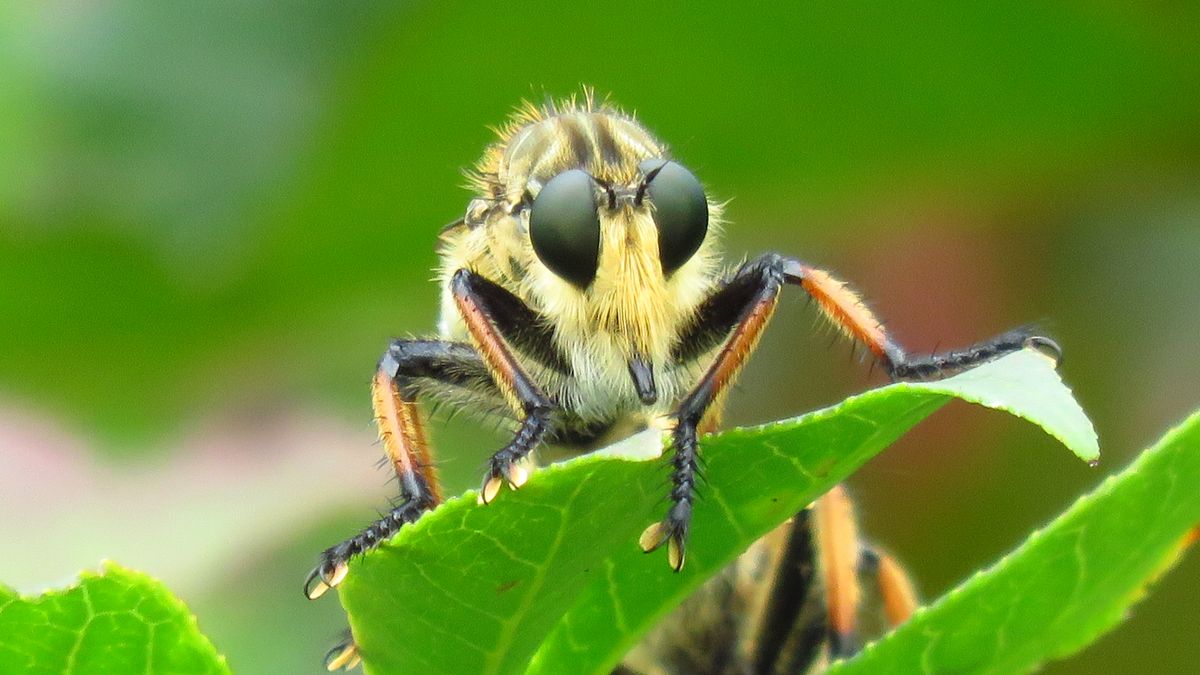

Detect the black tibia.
xmin=448 ymin=269 xmax=560 ymax=503
xmin=304 ymin=340 xmax=495 ymax=600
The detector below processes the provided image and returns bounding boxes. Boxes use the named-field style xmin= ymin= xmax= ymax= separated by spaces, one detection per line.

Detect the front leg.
xmin=641 ymin=253 xmax=1061 ymax=570
xmin=306 ymin=270 xmax=560 ymax=600
xmin=304 ymin=340 xmax=495 ymax=599
xmin=449 ymin=269 xmax=560 ymax=503
xmin=641 ymin=256 xmax=791 ymax=570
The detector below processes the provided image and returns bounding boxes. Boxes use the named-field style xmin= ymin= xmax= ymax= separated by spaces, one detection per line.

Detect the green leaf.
xmin=828 ymin=410 xmax=1200 ymax=675
xmin=338 ymin=349 xmax=1095 ymax=674
xmin=0 ymin=562 xmax=229 ymax=675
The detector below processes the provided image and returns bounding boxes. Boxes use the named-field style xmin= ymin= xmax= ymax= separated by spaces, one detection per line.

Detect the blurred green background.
xmin=2 ymin=2 xmax=1198 ymax=673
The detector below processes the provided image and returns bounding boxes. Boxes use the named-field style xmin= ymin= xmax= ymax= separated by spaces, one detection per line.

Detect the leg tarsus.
xmin=640 ymin=420 xmax=699 ymax=572
xmin=304 ymin=498 xmax=432 ymax=599
xmin=477 ymin=407 xmax=552 ymax=504
xmin=886 ymin=326 xmax=1060 ymax=381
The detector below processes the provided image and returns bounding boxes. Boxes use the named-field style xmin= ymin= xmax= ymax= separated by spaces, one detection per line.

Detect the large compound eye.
xmin=529 ymin=169 xmax=601 ymax=288
xmin=639 ymin=159 xmax=708 ymax=274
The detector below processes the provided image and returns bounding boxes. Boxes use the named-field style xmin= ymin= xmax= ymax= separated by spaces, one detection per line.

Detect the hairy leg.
xmin=449 ymin=269 xmax=561 ymax=502
xmin=642 ymin=253 xmax=1060 ymax=570
xmin=304 ymin=340 xmax=495 ymax=599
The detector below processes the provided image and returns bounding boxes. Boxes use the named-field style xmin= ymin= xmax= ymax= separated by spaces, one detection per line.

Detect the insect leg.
xmin=750 ymin=509 xmax=828 ymax=674
xmin=304 ymin=339 xmax=493 ymax=600
xmin=858 ymin=546 xmax=920 ymax=629
xmin=644 ymin=256 xmax=791 ymax=570
xmin=323 ymin=630 xmax=361 ymax=671
xmin=813 ymin=485 xmax=864 ymax=659
xmin=449 ymin=269 xmax=560 ymax=504
xmin=649 ymin=252 xmax=1058 ymax=572
xmin=752 ymin=492 xmax=916 ymax=671
xmin=771 ymin=255 xmax=1062 ymax=379
xmin=815 ymin=486 xmax=919 ymax=662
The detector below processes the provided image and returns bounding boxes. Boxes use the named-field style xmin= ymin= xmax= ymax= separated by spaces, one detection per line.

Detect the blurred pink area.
xmin=0 ymin=402 xmax=390 ymax=595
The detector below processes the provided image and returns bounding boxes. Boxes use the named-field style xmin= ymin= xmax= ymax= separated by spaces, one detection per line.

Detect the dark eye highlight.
xmin=639 ymin=159 xmax=708 ymax=275
xmin=529 ymin=169 xmax=601 ymax=288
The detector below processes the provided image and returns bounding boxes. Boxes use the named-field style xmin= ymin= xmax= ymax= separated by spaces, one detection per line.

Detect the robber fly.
xmin=305 ymin=91 xmax=1061 ymax=672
